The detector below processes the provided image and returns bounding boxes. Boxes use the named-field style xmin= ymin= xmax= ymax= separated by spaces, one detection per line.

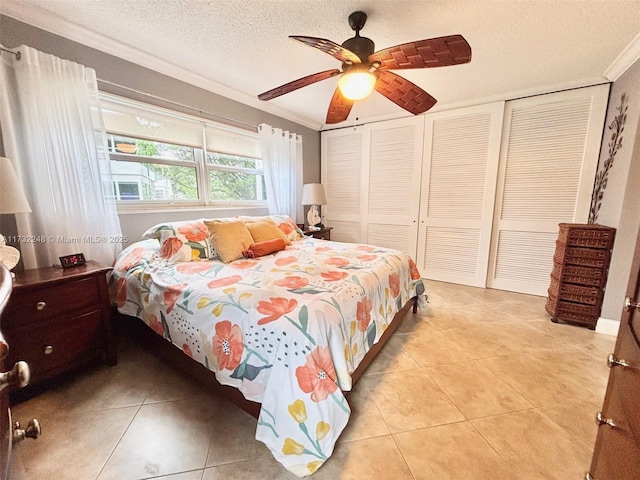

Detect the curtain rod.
xmin=97 ymin=78 xmax=258 ymax=131
xmin=0 ymin=46 xmax=21 ymax=60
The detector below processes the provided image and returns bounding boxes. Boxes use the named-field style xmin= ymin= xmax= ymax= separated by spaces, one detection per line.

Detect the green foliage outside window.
xmin=135 ymin=140 xmax=198 ymax=200
xmin=207 ymin=152 xmax=265 ymax=201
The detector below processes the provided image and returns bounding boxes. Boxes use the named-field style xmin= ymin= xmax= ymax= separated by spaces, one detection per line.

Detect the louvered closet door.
xmin=417 ymin=103 xmax=505 ymax=287
xmin=322 ymin=117 xmax=424 ymax=256
xmin=363 ymin=116 xmax=424 ymax=258
xmin=487 ymin=84 xmax=609 ymax=295
xmin=321 ymin=129 xmax=364 ymax=243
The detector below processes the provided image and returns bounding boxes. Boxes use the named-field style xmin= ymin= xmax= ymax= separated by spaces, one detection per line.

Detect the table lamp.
xmin=0 ymin=157 xmax=32 ymax=277
xmin=300 ymin=183 xmax=327 ymax=230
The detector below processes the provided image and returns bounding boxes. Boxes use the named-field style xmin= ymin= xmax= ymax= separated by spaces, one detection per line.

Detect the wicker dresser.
xmin=546 ymin=223 xmax=616 ymax=329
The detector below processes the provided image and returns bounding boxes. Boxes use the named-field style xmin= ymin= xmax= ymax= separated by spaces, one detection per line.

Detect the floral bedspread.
xmin=113 ymin=237 xmax=425 ymax=476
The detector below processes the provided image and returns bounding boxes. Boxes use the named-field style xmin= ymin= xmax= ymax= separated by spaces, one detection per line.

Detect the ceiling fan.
xmin=258 ymin=11 xmax=472 ymax=124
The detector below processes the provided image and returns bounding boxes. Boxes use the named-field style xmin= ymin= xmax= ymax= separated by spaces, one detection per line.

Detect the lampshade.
xmin=0 ymin=157 xmax=31 ymax=214
xmin=301 ymin=183 xmax=327 ymax=206
xmin=338 ymin=71 xmax=376 ymax=101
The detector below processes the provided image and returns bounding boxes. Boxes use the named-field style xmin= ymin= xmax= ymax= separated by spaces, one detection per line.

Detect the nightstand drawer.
xmin=3 ymin=277 xmax=100 ymax=327
xmin=3 ymin=261 xmax=116 ymax=398
xmin=304 ymin=227 xmax=332 ymax=240
xmin=5 ymin=310 xmax=104 ymax=384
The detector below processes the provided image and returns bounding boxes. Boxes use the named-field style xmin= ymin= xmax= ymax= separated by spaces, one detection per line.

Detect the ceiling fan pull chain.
xmin=353 ymin=101 xmax=358 ymax=130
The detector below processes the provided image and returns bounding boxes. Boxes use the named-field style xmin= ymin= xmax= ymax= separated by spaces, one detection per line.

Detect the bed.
xmin=112 ymin=216 xmax=426 ymax=477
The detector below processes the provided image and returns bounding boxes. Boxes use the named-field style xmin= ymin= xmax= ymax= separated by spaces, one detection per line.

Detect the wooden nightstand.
xmin=2 ymin=261 xmax=116 ymax=392
xmin=304 ymin=227 xmax=333 ymax=240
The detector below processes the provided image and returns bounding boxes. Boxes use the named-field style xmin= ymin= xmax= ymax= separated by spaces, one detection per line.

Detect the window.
xmin=207 ymin=153 xmax=266 ymax=202
xmin=108 ymin=134 xmax=199 ymax=202
xmin=101 ymin=94 xmax=264 ymax=208
xmin=115 ymin=182 xmax=141 ymax=200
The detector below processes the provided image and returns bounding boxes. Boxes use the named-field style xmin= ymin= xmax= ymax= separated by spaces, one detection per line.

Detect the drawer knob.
xmin=36 ymin=301 xmax=46 ymax=311
xmin=43 ymin=345 xmax=54 ymax=355
xmin=596 ymin=411 xmax=617 ymax=428
xmin=0 ymin=361 xmax=30 ymax=391
xmin=607 ymin=353 xmax=630 ymax=369
xmin=13 ymin=418 xmax=41 ymax=444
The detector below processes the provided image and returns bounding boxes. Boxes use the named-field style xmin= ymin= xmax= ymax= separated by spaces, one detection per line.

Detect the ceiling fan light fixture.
xmin=337 ymin=71 xmax=376 ymax=100
xmin=257 ymin=11 xmax=471 ymax=124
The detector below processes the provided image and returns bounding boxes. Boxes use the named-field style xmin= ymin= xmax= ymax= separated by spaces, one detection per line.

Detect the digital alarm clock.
xmin=59 ymin=253 xmax=86 ymax=268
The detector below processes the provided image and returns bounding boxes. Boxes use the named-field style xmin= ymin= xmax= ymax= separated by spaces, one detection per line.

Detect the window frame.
xmin=101 ymin=94 xmax=266 ymax=211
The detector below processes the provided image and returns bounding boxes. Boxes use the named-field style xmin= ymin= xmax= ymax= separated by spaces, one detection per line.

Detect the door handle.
xmin=596 ymin=411 xmax=618 ymax=428
xmin=607 ymin=353 xmax=630 ymax=369
xmin=624 ymin=296 xmax=639 ymax=312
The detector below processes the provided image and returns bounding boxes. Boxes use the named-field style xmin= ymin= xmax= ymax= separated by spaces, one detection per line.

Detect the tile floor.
xmin=9 ymin=280 xmax=616 ymax=479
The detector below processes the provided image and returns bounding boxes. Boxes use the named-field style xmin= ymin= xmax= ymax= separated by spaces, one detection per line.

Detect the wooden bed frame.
xmin=115 ymin=296 xmax=418 ymax=419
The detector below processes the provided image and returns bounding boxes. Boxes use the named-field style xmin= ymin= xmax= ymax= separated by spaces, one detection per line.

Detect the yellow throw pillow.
xmin=205 ymin=220 xmax=254 ymax=263
xmin=245 ymin=218 xmax=291 ymax=245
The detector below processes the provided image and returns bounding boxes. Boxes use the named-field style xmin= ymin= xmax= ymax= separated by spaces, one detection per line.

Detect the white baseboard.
xmin=595 ymin=317 xmax=620 ymax=336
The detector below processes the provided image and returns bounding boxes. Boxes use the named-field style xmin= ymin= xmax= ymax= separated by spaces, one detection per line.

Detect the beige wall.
xmin=0 ymin=14 xmax=320 ymax=246
xmin=594 ymin=58 xmax=640 ymax=326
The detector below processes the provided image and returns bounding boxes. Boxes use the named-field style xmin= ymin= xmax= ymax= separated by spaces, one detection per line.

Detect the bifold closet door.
xmin=362 ymin=117 xmax=423 ymax=258
xmin=322 ymin=117 xmax=424 ymax=258
xmin=321 ymin=129 xmax=364 ymax=243
xmin=487 ymin=84 xmax=609 ymax=296
xmin=417 ymin=102 xmax=505 ymax=287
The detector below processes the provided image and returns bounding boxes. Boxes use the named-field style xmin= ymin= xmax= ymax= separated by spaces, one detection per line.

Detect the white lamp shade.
xmin=0 ymin=157 xmax=31 ymax=214
xmin=300 ymin=183 xmax=327 ymax=206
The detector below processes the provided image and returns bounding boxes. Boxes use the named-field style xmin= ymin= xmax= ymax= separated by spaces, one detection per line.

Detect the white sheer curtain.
xmin=258 ymin=123 xmax=303 ymax=222
xmin=0 ymin=45 xmax=122 ymax=269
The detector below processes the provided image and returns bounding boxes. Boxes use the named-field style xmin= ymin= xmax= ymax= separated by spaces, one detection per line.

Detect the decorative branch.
xmin=588 ymin=93 xmax=628 ymax=224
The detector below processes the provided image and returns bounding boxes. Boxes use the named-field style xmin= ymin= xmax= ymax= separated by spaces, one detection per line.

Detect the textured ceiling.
xmin=2 ymin=0 xmax=640 ymax=130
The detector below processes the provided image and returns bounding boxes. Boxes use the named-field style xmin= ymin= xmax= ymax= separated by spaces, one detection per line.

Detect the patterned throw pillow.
xmin=142 ymin=220 xmax=213 ymax=260
xmin=157 ymin=236 xmax=198 ymax=262
xmin=264 ymin=215 xmax=305 ymax=242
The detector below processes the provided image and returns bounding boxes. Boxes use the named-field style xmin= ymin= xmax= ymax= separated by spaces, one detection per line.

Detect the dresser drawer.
xmin=548 ymin=277 xmax=601 ymax=305
xmin=3 ymin=277 xmax=101 ymax=327
xmin=555 ymin=300 xmax=600 ymax=323
xmin=4 ymin=310 xmax=104 ymax=384
xmin=551 ymin=261 xmax=604 ymax=287
xmin=553 ymin=241 xmax=609 ymax=268
xmin=557 ymin=224 xmax=615 ymax=249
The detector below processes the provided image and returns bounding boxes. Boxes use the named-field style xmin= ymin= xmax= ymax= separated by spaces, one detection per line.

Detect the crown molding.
xmin=0 ymin=3 xmax=322 ymax=131
xmin=3 ymin=1 xmax=631 ymax=132
xmin=604 ymin=32 xmax=640 ymax=81
xmin=320 ymin=77 xmax=610 ymax=131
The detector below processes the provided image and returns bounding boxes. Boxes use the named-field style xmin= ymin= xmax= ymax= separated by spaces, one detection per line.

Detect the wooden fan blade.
xmin=369 ymin=34 xmax=471 ymax=70
xmin=258 ymin=69 xmax=341 ymax=101
xmin=290 ymin=36 xmax=361 ymax=64
xmin=375 ymin=71 xmax=437 ymax=115
xmin=326 ymin=88 xmax=354 ymax=124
